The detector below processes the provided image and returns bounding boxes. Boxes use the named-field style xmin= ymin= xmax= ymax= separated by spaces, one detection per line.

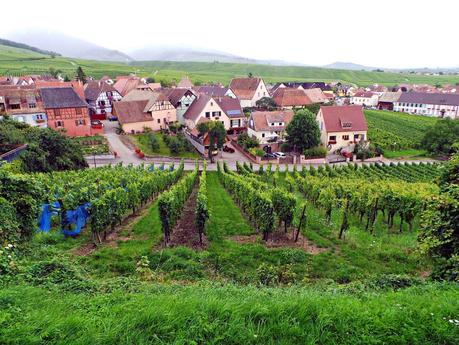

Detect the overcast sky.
xmin=0 ymin=0 xmax=456 ymax=68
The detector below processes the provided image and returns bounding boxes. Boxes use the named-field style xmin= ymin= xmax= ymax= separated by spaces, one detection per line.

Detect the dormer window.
xmin=271 ymin=122 xmax=275 ymax=126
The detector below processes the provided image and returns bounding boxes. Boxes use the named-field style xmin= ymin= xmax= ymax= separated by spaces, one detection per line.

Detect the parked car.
xmin=107 ymin=115 xmax=118 ymax=121
xmin=91 ymin=120 xmax=104 ymax=129
xmin=223 ymin=146 xmax=235 ymax=153
xmin=273 ymin=152 xmax=286 ymax=158
xmin=264 ymin=153 xmax=276 ymax=158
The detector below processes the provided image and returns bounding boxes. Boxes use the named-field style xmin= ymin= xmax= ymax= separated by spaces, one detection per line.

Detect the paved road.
xmin=103 ymin=121 xmax=143 ymax=165
xmin=87 ymin=121 xmax=437 ymax=170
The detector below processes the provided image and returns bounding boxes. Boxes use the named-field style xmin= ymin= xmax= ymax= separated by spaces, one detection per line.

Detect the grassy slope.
xmin=1 ymin=172 xmax=456 ymax=343
xmin=2 ymin=44 xmax=459 ymax=86
xmin=365 ymin=109 xmax=439 ymax=153
xmin=131 ymin=133 xmax=200 ymax=159
xmin=1 ymin=283 xmax=458 ymax=345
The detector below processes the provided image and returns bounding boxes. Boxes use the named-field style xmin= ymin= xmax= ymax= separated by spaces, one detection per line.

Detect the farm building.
xmin=393 ymin=92 xmax=459 ymax=118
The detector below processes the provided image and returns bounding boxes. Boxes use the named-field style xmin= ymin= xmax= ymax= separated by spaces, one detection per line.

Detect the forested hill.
xmin=0 ymin=38 xmax=60 ymax=57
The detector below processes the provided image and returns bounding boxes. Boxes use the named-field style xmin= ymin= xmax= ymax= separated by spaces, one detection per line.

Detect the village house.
xmin=162 ymin=88 xmax=197 ymax=124
xmin=40 ymin=87 xmax=93 ymax=137
xmin=247 ymin=110 xmax=294 ymax=153
xmin=183 ymin=94 xmax=245 ymax=132
xmin=393 ymin=92 xmax=459 ymax=118
xmin=316 ymin=105 xmax=368 ymax=152
xmin=35 ymin=80 xmax=85 ymax=99
xmin=303 ymin=88 xmax=330 ymax=104
xmin=270 ymin=81 xmax=333 ymax=95
xmin=229 ymin=77 xmax=268 ymax=108
xmin=194 ymin=85 xmax=237 ymax=98
xmin=113 ymin=91 xmax=177 ymax=133
xmin=350 ymin=91 xmax=379 ymax=107
xmin=377 ymin=92 xmax=402 ymax=111
xmin=272 ymin=87 xmax=312 ymax=109
xmin=177 ymin=76 xmax=193 ymax=89
xmin=84 ymin=81 xmax=122 ymax=119
xmin=113 ymin=76 xmax=142 ymax=96
xmin=0 ymin=85 xmax=47 ymax=127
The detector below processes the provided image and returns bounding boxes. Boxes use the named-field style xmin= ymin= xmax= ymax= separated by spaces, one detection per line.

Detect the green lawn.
xmin=131 ymin=132 xmax=200 ymax=159
xmin=383 ymin=149 xmax=429 ymax=159
xmin=1 ymin=283 xmax=458 ymax=345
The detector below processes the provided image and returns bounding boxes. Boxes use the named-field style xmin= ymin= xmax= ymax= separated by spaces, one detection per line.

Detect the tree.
xmin=255 ymin=97 xmax=277 ymax=110
xmin=421 ymin=118 xmax=459 ymax=156
xmin=199 ymin=121 xmax=226 ymax=162
xmin=75 ymin=66 xmax=87 ymax=84
xmin=48 ymin=67 xmax=62 ymax=79
xmin=145 ymin=77 xmax=155 ymax=83
xmin=248 ymin=72 xmax=253 ymax=78
xmin=285 ymin=109 xmax=321 ymax=152
xmin=419 ymin=154 xmax=459 ymax=282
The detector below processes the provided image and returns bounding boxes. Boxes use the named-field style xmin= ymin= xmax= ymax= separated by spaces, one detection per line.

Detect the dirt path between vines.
xmin=72 ymin=200 xmax=154 ymax=256
xmin=230 ymin=230 xmax=326 ymax=255
xmin=167 ymin=183 xmax=209 ymax=250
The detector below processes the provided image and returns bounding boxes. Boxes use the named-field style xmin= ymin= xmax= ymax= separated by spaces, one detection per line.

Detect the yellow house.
xmin=113 ymin=91 xmax=177 ymax=133
xmin=316 ymin=105 xmax=368 ymax=152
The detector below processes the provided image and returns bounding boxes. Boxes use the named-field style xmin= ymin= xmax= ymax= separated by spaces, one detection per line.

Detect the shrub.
xmin=280 ymin=142 xmax=292 ymax=152
xmin=149 ymin=133 xmax=160 ymax=152
xmin=249 ymin=147 xmax=265 ymax=157
xmin=237 ymin=133 xmax=259 ymax=150
xmin=303 ymin=146 xmax=327 ymax=158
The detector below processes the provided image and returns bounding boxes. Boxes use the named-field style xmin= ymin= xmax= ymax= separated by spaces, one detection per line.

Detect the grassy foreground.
xmin=1 ymin=283 xmax=458 ymax=344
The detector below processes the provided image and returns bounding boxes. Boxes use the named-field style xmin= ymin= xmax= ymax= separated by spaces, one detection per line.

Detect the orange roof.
xmin=273 ymin=88 xmax=312 ymax=107
xmin=113 ymin=77 xmax=141 ymax=96
xmin=249 ymin=110 xmax=294 ymax=132
xmin=229 ymin=77 xmax=261 ymax=100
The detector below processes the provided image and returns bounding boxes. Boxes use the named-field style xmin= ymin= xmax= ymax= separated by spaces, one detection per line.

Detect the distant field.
xmin=365 ymin=109 xmax=438 ymax=152
xmin=2 ymin=44 xmax=459 ymax=86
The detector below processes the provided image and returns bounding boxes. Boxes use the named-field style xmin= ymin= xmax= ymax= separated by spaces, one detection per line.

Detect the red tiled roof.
xmin=178 ymin=76 xmax=193 ymax=88
xmin=113 ymin=77 xmax=141 ymax=96
xmin=229 ymin=77 xmax=261 ymax=100
xmin=214 ymin=96 xmax=243 ymax=118
xmin=320 ymin=105 xmax=367 ymax=133
xmin=249 ymin=110 xmax=294 ymax=132
xmin=303 ymin=88 xmax=328 ymax=103
xmin=353 ymin=91 xmax=375 ymax=98
xmin=113 ymin=100 xmax=151 ymax=124
xmin=183 ymin=94 xmax=212 ymax=122
xmin=273 ymin=88 xmax=312 ymax=107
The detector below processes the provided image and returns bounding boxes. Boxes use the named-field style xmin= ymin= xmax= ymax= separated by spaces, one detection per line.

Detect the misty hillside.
xmin=323 ymin=61 xmax=379 ymax=71
xmin=0 ymin=38 xmax=60 ymax=57
xmin=5 ymin=31 xmax=133 ymax=62
xmin=129 ymin=46 xmax=294 ymax=65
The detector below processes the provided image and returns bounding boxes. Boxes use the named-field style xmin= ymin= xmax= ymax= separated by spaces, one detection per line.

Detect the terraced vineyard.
xmin=2 ymin=160 xmax=458 ymax=344
xmin=365 ymin=109 xmax=439 ymax=152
